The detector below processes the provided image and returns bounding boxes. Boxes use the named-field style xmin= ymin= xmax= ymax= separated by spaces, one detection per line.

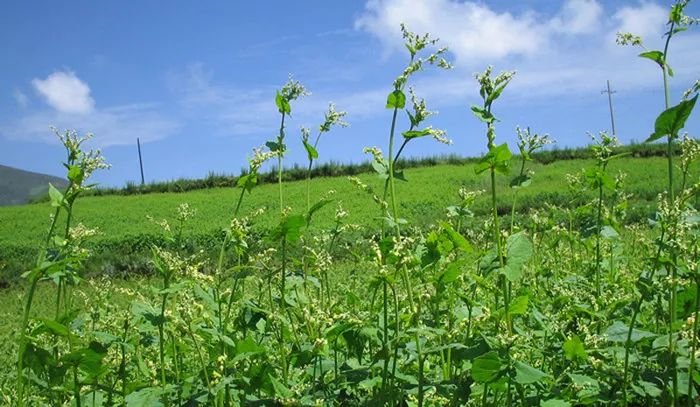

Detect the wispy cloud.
xmin=2 ymin=104 xmax=180 ymax=147
xmin=3 ymin=71 xmax=180 ymax=147
xmin=13 ymin=89 xmax=29 ymax=108
xmin=169 ymin=62 xmax=388 ymax=138
xmin=355 ymin=0 xmax=700 ymax=100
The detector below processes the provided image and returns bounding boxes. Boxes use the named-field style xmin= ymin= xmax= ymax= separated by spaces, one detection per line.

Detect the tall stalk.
xmin=277 ymin=112 xmax=286 ymax=214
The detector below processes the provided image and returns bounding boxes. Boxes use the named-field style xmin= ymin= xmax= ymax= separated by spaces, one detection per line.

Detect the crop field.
xmin=2 ymin=6 xmax=700 ymax=407
xmin=0 ymin=155 xmax=692 ymax=283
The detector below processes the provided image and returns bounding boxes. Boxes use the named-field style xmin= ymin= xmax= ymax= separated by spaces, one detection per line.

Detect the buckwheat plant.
xmin=509 ymin=126 xmax=554 ymax=232
xmin=586 ymin=131 xmax=625 ymax=301
xmin=472 ymin=66 xmax=516 ymax=331
xmin=302 ymin=103 xmax=349 ymax=212
xmin=618 ymin=3 xmax=698 ymax=403
xmin=382 ymin=24 xmax=451 ymax=236
xmin=617 ymin=0 xmax=698 ymax=201
xmin=16 ymin=128 xmax=109 ymax=406
xmin=269 ymin=74 xmax=310 ymax=213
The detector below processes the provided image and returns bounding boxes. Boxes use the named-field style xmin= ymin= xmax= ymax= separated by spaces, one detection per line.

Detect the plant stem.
xmin=382 ymin=279 xmax=389 ymax=393
xmin=158 ymin=275 xmax=170 ymax=389
xmin=387 ymin=105 xmax=401 ymax=236
xmin=661 ymin=22 xmax=678 ymax=405
xmin=491 ymin=169 xmax=508 ymax=332
xmin=594 ymin=162 xmax=607 ymax=302
xmin=688 ymin=268 xmax=699 ymax=407
xmin=278 ymin=112 xmax=286 ymax=214
xmin=15 ymin=275 xmax=39 ymax=406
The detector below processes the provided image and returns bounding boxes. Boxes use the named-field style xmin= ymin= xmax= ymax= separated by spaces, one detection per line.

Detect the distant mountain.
xmin=0 ymin=164 xmax=68 ymax=206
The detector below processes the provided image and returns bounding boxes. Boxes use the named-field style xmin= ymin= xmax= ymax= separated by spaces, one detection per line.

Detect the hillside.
xmin=1 ymin=154 xmax=696 ymax=282
xmin=0 ymin=164 xmax=68 ymax=206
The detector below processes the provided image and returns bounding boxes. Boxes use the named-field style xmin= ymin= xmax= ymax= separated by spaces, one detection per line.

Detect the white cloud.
xmin=613 ymin=2 xmax=667 ymax=40
xmin=355 ymin=0 xmax=545 ymax=62
xmin=13 ymin=89 xmax=29 ymax=108
xmin=549 ymin=0 xmax=604 ymax=35
xmin=355 ymin=0 xmax=700 ymax=100
xmin=2 ymin=103 xmax=180 ymax=147
xmin=3 ymin=70 xmax=180 ymax=147
xmin=31 ymin=70 xmax=95 ymax=114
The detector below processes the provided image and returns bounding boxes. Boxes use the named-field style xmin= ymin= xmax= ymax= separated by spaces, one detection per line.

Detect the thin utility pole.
xmin=137 ymin=138 xmax=145 ymax=186
xmin=601 ymin=80 xmax=617 ymax=136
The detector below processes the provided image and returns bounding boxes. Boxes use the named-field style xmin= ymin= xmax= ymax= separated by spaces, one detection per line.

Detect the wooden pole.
xmin=137 ymin=138 xmax=145 ymax=186
xmin=601 ymin=80 xmax=617 ymax=136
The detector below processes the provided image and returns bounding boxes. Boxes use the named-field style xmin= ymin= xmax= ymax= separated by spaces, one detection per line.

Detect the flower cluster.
xmin=615 ymin=32 xmax=643 ymax=47
xmin=280 ymin=74 xmax=310 ymax=101
xmin=249 ymin=146 xmax=277 ymax=173
xmin=474 ymin=66 xmax=516 ymax=102
xmin=176 ymin=202 xmax=196 ymax=223
xmin=319 ymin=103 xmax=349 ymax=133
xmin=516 ymin=126 xmax=555 ymax=157
xmin=348 ymin=176 xmax=387 ymax=210
xmin=393 ymin=25 xmax=451 ymax=90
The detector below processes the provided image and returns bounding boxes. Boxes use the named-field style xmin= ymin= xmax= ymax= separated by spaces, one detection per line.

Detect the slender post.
xmin=601 ymin=80 xmax=617 ymax=136
xmin=137 ymin=137 xmax=145 ymax=186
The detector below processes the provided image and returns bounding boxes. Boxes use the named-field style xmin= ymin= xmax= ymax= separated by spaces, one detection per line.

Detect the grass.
xmin=0 ymin=154 xmax=694 ymax=282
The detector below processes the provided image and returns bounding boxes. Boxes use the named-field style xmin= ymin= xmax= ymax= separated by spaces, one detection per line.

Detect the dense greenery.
xmin=2 ymin=4 xmax=700 ymax=406
xmin=1 ymin=156 xmax=695 ymax=284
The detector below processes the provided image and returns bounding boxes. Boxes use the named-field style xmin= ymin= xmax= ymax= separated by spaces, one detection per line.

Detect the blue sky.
xmin=1 ymin=0 xmax=699 ymax=187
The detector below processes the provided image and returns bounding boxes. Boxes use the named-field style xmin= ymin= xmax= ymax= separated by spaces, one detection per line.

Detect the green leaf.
xmin=35 ymin=318 xmax=70 ymax=337
xmin=471 ymin=105 xmax=495 ymax=123
xmin=510 ymin=174 xmax=531 ymax=188
xmin=269 ymin=374 xmax=293 ymax=398
xmin=371 ymin=158 xmax=389 ymax=179
xmin=61 ymin=342 xmax=108 ymax=377
xmin=265 ymin=140 xmax=285 ymax=153
xmin=275 ymin=91 xmax=291 ymax=114
xmin=514 ymin=360 xmax=548 ymax=384
xmin=670 ymin=4 xmax=683 ymax=24
xmin=647 ymin=95 xmax=698 ymax=142
xmin=440 ymin=222 xmax=473 ymax=253
xmin=563 ymin=335 xmax=587 ymax=362
xmin=486 ymin=79 xmax=512 ymax=106
xmin=476 ymin=143 xmax=512 ymax=176
xmin=394 ymin=170 xmax=407 ymax=182
xmin=386 ymin=90 xmax=406 ymax=109
xmin=48 ymin=183 xmax=65 ymax=208
xmin=236 ymin=336 xmax=264 ymax=354
xmin=303 ymin=139 xmax=318 ymax=160
xmin=471 ymin=351 xmax=502 ymax=383
xmin=435 ymin=260 xmax=464 ymax=285
xmin=125 ymin=387 xmax=164 ymax=407
xmin=636 ymin=380 xmax=662 ymax=398
xmin=67 ymin=165 xmax=84 ymax=184
xmin=604 ymin=320 xmax=656 ymax=343
xmin=600 ymin=225 xmax=619 ymax=240
xmin=307 ymin=198 xmax=332 ymax=225
xmin=508 ymin=295 xmax=528 ymax=316
xmin=638 ymin=51 xmax=665 ymax=69
xmin=236 ymin=173 xmax=258 ymax=193
xmin=568 ymin=373 xmax=600 ymax=397
xmin=541 ymin=400 xmax=571 ymax=407
xmin=501 ymin=232 xmax=533 ymax=282
xmin=272 ymin=214 xmax=306 ymax=243
xmin=402 ymin=129 xmax=431 ymax=139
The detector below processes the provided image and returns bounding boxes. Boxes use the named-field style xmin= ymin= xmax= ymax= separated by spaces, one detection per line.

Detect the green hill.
xmin=0 ymin=164 xmax=68 ymax=206
xmin=0 ymin=153 xmax=696 ymax=282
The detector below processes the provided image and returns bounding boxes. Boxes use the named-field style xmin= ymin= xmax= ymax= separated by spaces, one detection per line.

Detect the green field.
xmin=2 ymin=149 xmax=700 ymax=404
xmin=0 ymin=155 xmax=690 ymax=283
xmin=3 ymin=7 xmax=700 ymax=404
